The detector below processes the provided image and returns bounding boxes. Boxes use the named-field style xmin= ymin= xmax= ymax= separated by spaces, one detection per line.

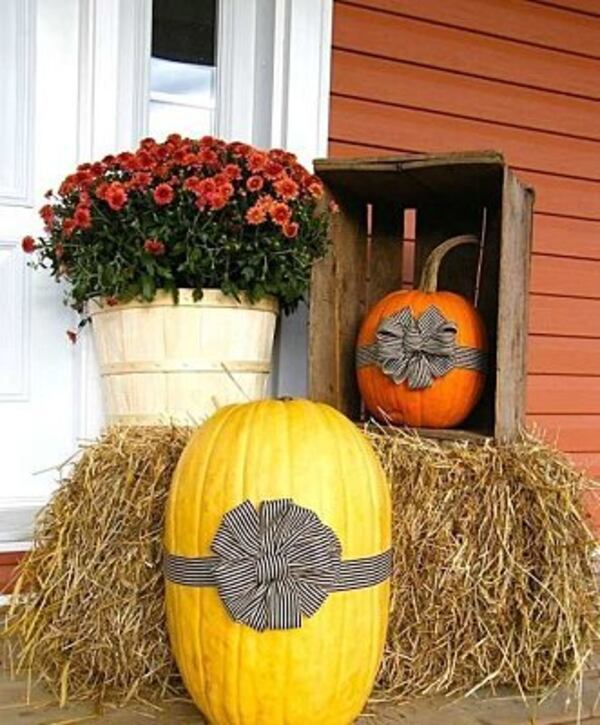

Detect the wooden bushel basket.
xmin=89 ymin=289 xmax=278 ymax=425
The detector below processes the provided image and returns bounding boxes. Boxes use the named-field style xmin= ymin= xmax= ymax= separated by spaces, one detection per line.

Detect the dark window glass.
xmin=152 ymin=0 xmax=216 ymax=66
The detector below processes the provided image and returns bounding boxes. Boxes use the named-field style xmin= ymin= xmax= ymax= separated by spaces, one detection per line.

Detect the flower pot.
xmin=89 ymin=289 xmax=278 ymax=425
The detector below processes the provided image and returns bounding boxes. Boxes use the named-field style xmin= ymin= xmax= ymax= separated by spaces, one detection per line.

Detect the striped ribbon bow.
xmin=213 ymin=499 xmax=341 ymax=631
xmin=356 ymin=305 xmax=486 ymax=389
xmin=164 ymin=499 xmax=392 ymax=632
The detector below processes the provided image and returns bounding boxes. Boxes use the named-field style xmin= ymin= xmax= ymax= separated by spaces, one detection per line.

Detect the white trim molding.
xmin=216 ymin=0 xmax=333 ymax=161
xmin=74 ymin=0 xmax=152 ymax=440
xmin=214 ymin=0 xmax=334 ymax=396
xmin=0 ymin=0 xmax=36 ymax=206
xmin=0 ymin=240 xmax=31 ymax=401
xmin=117 ymin=0 xmax=152 ymax=148
xmin=270 ymin=0 xmax=334 ymax=395
xmin=73 ymin=324 xmax=104 ymax=441
xmin=0 ymin=542 xmax=32 ymax=553
xmin=271 ymin=0 xmax=333 ymax=165
xmin=76 ymin=0 xmax=151 ymax=163
xmin=215 ymin=0 xmax=258 ymax=142
xmin=0 ymin=496 xmax=46 ymax=545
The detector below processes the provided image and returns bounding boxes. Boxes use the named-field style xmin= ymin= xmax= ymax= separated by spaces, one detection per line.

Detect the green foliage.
xmin=26 ymin=135 xmax=333 ymax=322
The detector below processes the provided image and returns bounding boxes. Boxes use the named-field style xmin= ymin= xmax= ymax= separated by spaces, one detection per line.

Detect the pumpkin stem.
xmin=418 ymin=234 xmax=480 ymax=293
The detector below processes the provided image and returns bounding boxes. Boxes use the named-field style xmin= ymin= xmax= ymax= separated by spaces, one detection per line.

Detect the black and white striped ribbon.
xmin=356 ymin=305 xmax=487 ymax=389
xmin=164 ymin=499 xmax=392 ymax=632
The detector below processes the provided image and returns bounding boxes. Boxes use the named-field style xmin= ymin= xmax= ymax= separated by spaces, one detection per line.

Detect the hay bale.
xmin=4 ymin=427 xmax=192 ymax=705
xmin=369 ymin=426 xmax=600 ymax=700
xmin=3 ymin=425 xmax=599 ymax=705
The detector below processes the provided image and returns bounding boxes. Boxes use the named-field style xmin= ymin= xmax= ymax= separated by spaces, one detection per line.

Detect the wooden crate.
xmin=309 ymin=151 xmax=534 ymax=441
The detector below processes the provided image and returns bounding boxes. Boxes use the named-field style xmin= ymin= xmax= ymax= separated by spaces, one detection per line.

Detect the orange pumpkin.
xmin=356 ymin=235 xmax=487 ymax=428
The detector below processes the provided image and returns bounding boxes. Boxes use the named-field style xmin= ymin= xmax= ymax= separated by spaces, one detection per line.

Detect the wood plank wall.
xmin=328 ymin=0 xmax=600 ymax=476
xmin=0 ymin=551 xmax=26 ymax=594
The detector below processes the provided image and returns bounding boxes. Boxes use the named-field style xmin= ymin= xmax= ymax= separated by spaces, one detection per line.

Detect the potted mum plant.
xmin=23 ymin=134 xmax=332 ymax=424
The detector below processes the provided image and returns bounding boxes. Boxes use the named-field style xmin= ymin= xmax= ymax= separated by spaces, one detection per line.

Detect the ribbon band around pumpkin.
xmin=164 ymin=550 xmax=392 ymax=591
xmin=356 ymin=305 xmax=487 ymax=390
xmin=164 ymin=499 xmax=392 ymax=632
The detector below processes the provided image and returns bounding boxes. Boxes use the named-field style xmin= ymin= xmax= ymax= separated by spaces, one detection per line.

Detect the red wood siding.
xmin=0 ymin=551 xmax=26 ymax=594
xmin=328 ymin=0 xmax=600 ymax=476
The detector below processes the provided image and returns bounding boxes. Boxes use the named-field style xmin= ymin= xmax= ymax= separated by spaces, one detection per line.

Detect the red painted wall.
xmin=0 ymin=551 xmax=26 ymax=595
xmin=329 ymin=0 xmax=600 ymax=476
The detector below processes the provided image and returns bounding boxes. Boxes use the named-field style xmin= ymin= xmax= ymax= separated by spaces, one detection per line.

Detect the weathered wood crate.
xmin=309 ymin=151 xmax=534 ymax=441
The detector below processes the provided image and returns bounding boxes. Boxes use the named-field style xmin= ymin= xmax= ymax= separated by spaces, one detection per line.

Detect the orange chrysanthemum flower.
xmin=270 ymin=202 xmax=291 ymax=226
xmin=246 ymin=205 xmax=267 ymax=225
xmin=264 ymin=161 xmax=284 ymax=180
xmin=144 ymin=238 xmax=165 ymax=256
xmin=248 ymin=151 xmax=267 ymax=172
xmin=153 ymin=183 xmax=175 ymax=206
xmin=105 ymin=182 xmax=128 ymax=211
xmin=274 ymin=175 xmax=299 ymax=200
xmin=21 ymin=235 xmax=36 ymax=253
xmin=282 ymin=221 xmax=299 ymax=239
xmin=246 ymin=175 xmax=264 ymax=192
xmin=73 ymin=206 xmax=92 ymax=230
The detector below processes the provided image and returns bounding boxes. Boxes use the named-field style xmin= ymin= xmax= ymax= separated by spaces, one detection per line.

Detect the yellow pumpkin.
xmin=164 ymin=399 xmax=391 ymax=725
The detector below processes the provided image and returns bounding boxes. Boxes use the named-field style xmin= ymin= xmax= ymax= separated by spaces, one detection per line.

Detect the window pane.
xmin=150 ymin=58 xmax=215 ymax=107
xmin=149 ymin=0 xmax=217 ymax=140
xmin=149 ymin=98 xmax=214 ymax=141
xmin=152 ymin=0 xmax=216 ymax=66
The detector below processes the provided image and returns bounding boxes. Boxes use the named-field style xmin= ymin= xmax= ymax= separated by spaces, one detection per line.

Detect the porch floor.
xmin=1 ymin=670 xmax=600 ymax=725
